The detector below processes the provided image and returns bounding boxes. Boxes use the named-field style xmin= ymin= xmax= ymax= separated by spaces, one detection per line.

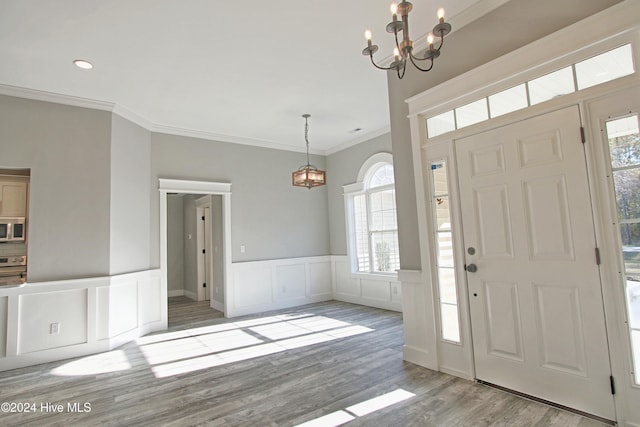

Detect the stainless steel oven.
xmin=0 ymin=255 xmax=27 ymax=286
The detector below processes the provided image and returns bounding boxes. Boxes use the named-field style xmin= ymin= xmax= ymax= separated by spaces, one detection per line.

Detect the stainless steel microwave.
xmin=0 ymin=217 xmax=25 ymax=242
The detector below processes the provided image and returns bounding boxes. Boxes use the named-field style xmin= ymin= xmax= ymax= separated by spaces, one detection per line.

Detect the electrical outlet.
xmin=50 ymin=322 xmax=60 ymax=334
xmin=240 ymin=245 xmax=246 ymax=253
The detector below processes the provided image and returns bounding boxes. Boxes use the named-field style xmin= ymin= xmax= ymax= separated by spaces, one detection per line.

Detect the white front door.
xmin=456 ymin=106 xmax=615 ymax=419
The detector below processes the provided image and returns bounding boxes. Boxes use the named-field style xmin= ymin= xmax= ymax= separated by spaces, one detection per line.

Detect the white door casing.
xmin=456 ymin=106 xmax=615 ymax=419
xmin=586 ymin=85 xmax=640 ymax=426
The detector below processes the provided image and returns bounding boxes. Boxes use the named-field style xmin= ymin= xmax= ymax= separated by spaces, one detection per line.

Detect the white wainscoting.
xmin=0 ymin=269 xmax=163 ymax=372
xmin=228 ymin=256 xmax=333 ymax=318
xmin=397 ymin=269 xmax=438 ymax=370
xmin=332 ymin=256 xmax=402 ymax=312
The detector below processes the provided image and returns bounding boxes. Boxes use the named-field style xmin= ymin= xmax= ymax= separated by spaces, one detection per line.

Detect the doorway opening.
xmin=159 ymin=179 xmax=232 ymax=322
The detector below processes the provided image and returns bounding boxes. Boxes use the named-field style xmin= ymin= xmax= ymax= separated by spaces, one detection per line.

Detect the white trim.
xmin=356 ymin=152 xmax=393 ymax=183
xmin=406 ymin=1 xmax=640 ymax=118
xmin=0 ymin=84 xmax=114 ymax=112
xmin=228 ymin=256 xmax=334 ymax=318
xmin=0 ymin=84 xmax=336 ymax=157
xmin=183 ymin=290 xmax=198 ymax=301
xmin=168 ymin=289 xmax=184 ymax=297
xmin=0 ymin=270 xmax=162 ymax=372
xmin=159 ymin=179 xmax=231 ymax=195
xmin=159 ymin=179 xmax=232 ymax=318
xmin=404 ymin=3 xmax=640 ymax=422
xmin=331 ymin=255 xmax=402 ymax=313
xmin=397 ymin=269 xmax=423 ymax=284
xmin=342 ymin=182 xmax=364 ymax=194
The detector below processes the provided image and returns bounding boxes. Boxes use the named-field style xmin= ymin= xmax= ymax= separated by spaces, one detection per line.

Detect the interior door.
xmin=456 ymin=106 xmax=615 ymax=420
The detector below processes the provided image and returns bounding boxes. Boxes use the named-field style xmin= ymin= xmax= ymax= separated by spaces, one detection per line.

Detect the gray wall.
xmin=150 ymin=133 xmax=330 ymax=265
xmin=110 ymin=114 xmax=152 ymax=275
xmin=0 ymin=95 xmax=112 ymax=282
xmin=386 ymin=0 xmax=621 ymax=270
xmin=167 ymin=194 xmax=185 ymax=292
xmin=326 ymin=133 xmax=393 ymax=255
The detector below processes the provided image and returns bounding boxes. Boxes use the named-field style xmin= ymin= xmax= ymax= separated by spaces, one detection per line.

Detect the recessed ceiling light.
xmin=73 ymin=60 xmax=93 ymax=70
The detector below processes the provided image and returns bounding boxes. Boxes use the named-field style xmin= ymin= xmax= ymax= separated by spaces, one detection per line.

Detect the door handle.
xmin=466 ymin=263 xmax=478 ymax=273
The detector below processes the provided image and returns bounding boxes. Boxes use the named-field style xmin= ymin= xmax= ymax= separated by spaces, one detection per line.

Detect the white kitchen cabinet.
xmin=0 ymin=179 xmax=28 ymax=217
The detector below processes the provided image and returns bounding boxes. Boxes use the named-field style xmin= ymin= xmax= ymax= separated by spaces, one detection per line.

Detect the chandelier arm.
xmin=369 ymin=54 xmax=397 ymax=71
xmin=408 ymin=54 xmax=435 ymax=72
xmin=397 ymin=61 xmax=407 ymax=79
xmin=409 ymin=50 xmax=431 ymax=62
xmin=435 ymin=32 xmax=445 ymax=51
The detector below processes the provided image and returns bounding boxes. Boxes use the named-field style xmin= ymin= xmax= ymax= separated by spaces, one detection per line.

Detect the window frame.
xmin=344 ymin=153 xmax=399 ymax=277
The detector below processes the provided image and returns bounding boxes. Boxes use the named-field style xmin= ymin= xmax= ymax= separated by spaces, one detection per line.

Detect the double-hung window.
xmin=345 ymin=154 xmax=400 ymax=274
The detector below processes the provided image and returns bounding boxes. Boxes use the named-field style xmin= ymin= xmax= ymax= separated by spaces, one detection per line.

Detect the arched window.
xmin=344 ymin=153 xmax=399 ymax=274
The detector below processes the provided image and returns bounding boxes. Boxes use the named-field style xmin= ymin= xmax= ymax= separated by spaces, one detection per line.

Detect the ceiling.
xmin=0 ymin=0 xmax=490 ymax=154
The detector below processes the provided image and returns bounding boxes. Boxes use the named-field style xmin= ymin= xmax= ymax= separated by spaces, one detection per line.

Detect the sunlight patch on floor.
xmin=293 ymin=389 xmax=416 ymax=427
xmin=50 ymin=350 xmax=131 ymax=376
xmin=146 ymin=313 xmax=374 ymax=378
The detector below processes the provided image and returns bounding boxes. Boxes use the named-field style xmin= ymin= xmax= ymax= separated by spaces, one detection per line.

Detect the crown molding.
xmin=0 ymin=84 xmax=115 ymax=112
xmin=150 ymin=123 xmax=317 ymax=155
xmin=0 ymin=83 xmax=328 ymax=155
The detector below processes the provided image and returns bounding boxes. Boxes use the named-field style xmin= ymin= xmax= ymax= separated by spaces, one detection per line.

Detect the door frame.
xmin=405 ymin=3 xmax=640 ymax=423
xmin=196 ymin=197 xmax=212 ymax=302
xmin=159 ymin=179 xmax=232 ymax=317
xmin=584 ymin=86 xmax=640 ymax=425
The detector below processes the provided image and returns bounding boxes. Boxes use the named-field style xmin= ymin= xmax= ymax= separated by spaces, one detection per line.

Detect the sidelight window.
xmin=605 ymin=113 xmax=640 ymax=385
xmin=430 ymin=160 xmax=460 ymax=343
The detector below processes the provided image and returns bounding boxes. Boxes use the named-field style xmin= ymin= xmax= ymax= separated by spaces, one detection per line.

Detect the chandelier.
xmin=362 ymin=2 xmax=451 ymax=79
xmin=292 ymin=114 xmax=326 ymax=189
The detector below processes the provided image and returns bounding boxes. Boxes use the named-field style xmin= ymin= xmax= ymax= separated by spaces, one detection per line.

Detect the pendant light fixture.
xmin=292 ymin=114 xmax=326 ymax=189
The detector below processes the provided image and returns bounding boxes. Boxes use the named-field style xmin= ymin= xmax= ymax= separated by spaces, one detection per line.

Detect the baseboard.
xmin=403 ymin=344 xmax=437 ymax=370
xmin=184 ymin=290 xmax=197 ymax=300
xmin=1 ymin=341 xmax=108 ymax=372
xmin=168 ymin=289 xmax=184 ymax=297
xmin=227 ymin=294 xmax=332 ymax=318
xmin=334 ymin=293 xmax=402 ymax=312
xmin=210 ymin=300 xmax=224 ymax=312
xmin=440 ymin=365 xmax=474 ymax=381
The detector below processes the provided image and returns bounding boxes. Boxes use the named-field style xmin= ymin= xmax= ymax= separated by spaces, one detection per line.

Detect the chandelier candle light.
xmin=292 ymin=114 xmax=326 ymax=189
xmin=362 ymin=2 xmax=451 ymax=79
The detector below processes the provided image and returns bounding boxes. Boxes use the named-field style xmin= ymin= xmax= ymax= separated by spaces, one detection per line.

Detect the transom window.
xmin=345 ymin=155 xmax=400 ymax=275
xmin=426 ymin=43 xmax=635 ymax=138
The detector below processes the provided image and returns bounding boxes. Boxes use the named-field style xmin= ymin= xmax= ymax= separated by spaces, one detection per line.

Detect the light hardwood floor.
xmin=0 ymin=297 xmax=607 ymax=426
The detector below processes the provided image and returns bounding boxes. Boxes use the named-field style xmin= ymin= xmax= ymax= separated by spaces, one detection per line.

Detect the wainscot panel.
xmin=0 ymin=269 xmax=162 ymax=372
xmin=308 ymin=262 xmax=332 ymax=296
xmin=331 ymin=256 xmax=402 ymax=312
xmin=0 ymin=296 xmax=7 ymax=357
xmin=19 ymin=289 xmax=88 ymax=354
xmin=228 ymin=256 xmax=333 ymax=317
xmin=109 ymin=281 xmax=138 ymax=338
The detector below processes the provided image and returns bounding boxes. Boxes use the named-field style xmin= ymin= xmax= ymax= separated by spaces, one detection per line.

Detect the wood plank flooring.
xmin=0 ymin=297 xmax=607 ymax=426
